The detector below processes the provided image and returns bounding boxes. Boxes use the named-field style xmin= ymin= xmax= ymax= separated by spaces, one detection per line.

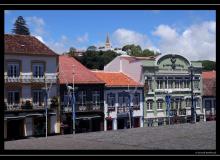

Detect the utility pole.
xmin=190 ymin=65 xmax=196 ymax=123
xmin=72 ymin=65 xmax=75 ymax=134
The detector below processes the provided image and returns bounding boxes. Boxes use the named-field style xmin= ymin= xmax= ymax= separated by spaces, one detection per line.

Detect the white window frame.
xmin=78 ymin=90 xmax=86 ymax=106
xmin=33 ymin=90 xmax=44 ymax=106
xmin=107 ymin=93 xmax=115 ymax=107
xmin=147 ymin=101 xmax=153 ymax=111
xmin=92 ymin=91 xmax=100 ymax=106
xmin=7 ymin=91 xmax=20 ymax=105
xmin=157 ymin=101 xmax=163 ymax=110
xmin=32 ymin=63 xmax=44 ymax=78
xmin=7 ymin=62 xmax=20 ymax=77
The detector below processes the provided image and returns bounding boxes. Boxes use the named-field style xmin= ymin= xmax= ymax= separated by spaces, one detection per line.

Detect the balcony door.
xmin=32 ymin=63 xmax=44 ymax=78
xmin=7 ymin=91 xmax=20 ymax=106
xmin=7 ymin=63 xmax=20 ymax=77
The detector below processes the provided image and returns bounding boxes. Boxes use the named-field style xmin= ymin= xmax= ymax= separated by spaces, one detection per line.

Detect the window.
xmin=107 ymin=93 xmax=115 ymax=107
xmin=92 ymin=91 xmax=100 ymax=106
xmin=147 ymin=101 xmax=153 ymax=110
xmin=194 ymin=81 xmax=199 ymax=89
xmin=157 ymin=80 xmax=163 ymax=89
xmin=147 ymin=118 xmax=153 ymax=127
xmin=186 ymin=99 xmax=192 ymax=108
xmin=78 ymin=91 xmax=86 ymax=105
xmin=7 ymin=91 xmax=20 ymax=105
xmin=175 ymin=80 xmax=180 ymax=88
xmin=124 ymin=95 xmax=130 ymax=107
xmin=118 ymin=92 xmax=130 ymax=107
xmin=33 ymin=90 xmax=44 ymax=106
xmin=133 ymin=93 xmax=140 ymax=106
xmin=168 ymin=80 xmax=173 ymax=88
xmin=175 ymin=100 xmax=182 ymax=109
xmin=195 ymin=99 xmax=200 ymax=108
xmin=205 ymin=100 xmax=211 ymax=110
xmin=184 ymin=80 xmax=190 ymax=88
xmin=157 ymin=101 xmax=163 ymax=110
xmin=7 ymin=63 xmax=20 ymax=77
xmin=32 ymin=63 xmax=44 ymax=78
xmin=118 ymin=94 xmax=123 ymax=106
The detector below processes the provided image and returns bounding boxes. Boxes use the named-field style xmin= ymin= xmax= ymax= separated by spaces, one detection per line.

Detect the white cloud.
xmin=153 ymin=25 xmax=178 ymax=41
xmin=153 ymin=21 xmax=216 ymax=61
xmin=76 ymin=33 xmax=89 ymax=43
xmin=26 ymin=16 xmax=46 ymax=36
xmin=47 ymin=35 xmax=70 ymax=54
xmin=34 ymin=35 xmax=45 ymax=43
xmin=112 ymin=28 xmax=159 ymax=52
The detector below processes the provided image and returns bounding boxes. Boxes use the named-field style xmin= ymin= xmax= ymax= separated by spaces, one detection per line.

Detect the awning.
xmin=76 ymin=115 xmax=101 ymax=120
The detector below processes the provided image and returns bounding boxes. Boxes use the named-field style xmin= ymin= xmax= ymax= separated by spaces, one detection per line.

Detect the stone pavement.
xmin=5 ymin=121 xmax=216 ymax=150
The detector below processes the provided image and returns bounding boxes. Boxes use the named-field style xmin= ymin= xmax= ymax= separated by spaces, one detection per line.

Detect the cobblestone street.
xmin=5 ymin=121 xmax=215 ymax=150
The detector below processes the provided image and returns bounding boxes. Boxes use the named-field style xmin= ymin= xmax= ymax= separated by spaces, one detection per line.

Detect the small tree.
xmin=12 ymin=16 xmax=30 ymax=35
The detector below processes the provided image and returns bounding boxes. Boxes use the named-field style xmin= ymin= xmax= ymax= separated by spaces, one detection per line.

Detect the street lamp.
xmin=189 ymin=65 xmax=196 ymax=123
xmin=42 ymin=87 xmax=49 ymax=138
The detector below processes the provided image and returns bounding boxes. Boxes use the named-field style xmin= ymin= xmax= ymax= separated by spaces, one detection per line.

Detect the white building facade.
xmin=4 ymin=34 xmax=59 ymax=140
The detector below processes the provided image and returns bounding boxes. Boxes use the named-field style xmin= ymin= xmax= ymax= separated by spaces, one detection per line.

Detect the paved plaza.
xmin=5 ymin=121 xmax=216 ymax=150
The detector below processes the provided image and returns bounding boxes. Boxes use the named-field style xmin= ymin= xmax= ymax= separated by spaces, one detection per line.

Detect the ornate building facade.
xmin=104 ymin=54 xmax=204 ymax=127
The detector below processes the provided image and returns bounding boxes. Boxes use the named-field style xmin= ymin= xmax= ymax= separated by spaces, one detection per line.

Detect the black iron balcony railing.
xmin=62 ymin=101 xmax=104 ymax=113
xmin=132 ymin=105 xmax=140 ymax=110
xmin=108 ymin=106 xmax=115 ymax=112
xmin=117 ymin=106 xmax=130 ymax=113
xmin=179 ymin=108 xmax=186 ymax=115
xmin=169 ymin=109 xmax=177 ymax=116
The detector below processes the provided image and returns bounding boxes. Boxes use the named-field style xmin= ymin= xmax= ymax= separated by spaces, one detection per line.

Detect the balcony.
xmin=132 ymin=105 xmax=140 ymax=110
xmin=169 ymin=109 xmax=177 ymax=116
xmin=179 ymin=109 xmax=186 ymax=115
xmin=62 ymin=101 xmax=103 ymax=113
xmin=117 ymin=106 xmax=130 ymax=114
xmin=155 ymin=88 xmax=191 ymax=93
xmin=108 ymin=106 xmax=115 ymax=112
xmin=4 ymin=73 xmax=57 ymax=84
xmin=4 ymin=73 xmax=21 ymax=83
xmin=5 ymin=104 xmax=21 ymax=111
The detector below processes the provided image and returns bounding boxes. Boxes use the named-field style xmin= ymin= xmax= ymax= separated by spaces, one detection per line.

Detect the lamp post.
xmin=42 ymin=87 xmax=49 ymax=138
xmin=166 ymin=89 xmax=172 ymax=125
xmin=189 ymin=65 xmax=196 ymax=123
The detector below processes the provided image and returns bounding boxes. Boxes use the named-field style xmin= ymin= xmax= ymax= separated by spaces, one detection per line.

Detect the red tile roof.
xmin=5 ymin=34 xmax=57 ymax=56
xmin=202 ymin=71 xmax=216 ymax=96
xmin=59 ymin=55 xmax=105 ymax=84
xmin=202 ymin=70 xmax=216 ymax=79
xmin=92 ymin=71 xmax=143 ymax=87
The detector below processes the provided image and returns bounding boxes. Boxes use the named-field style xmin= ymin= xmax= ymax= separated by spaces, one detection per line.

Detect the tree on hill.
xmin=73 ymin=50 xmax=118 ymax=70
xmin=198 ymin=60 xmax=216 ymax=71
xmin=12 ymin=16 xmax=30 ymax=35
xmin=87 ymin=46 xmax=97 ymax=52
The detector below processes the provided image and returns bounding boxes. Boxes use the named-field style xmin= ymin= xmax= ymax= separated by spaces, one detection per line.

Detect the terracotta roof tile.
xmin=92 ymin=71 xmax=143 ymax=87
xmin=202 ymin=71 xmax=216 ymax=96
xmin=5 ymin=34 xmax=57 ymax=56
xmin=59 ymin=55 xmax=105 ymax=84
xmin=202 ymin=70 xmax=216 ymax=79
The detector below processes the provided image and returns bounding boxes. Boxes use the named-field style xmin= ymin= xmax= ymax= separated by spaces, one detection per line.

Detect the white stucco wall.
xmin=104 ymin=56 xmax=120 ymax=72
xmin=104 ymin=56 xmax=143 ymax=83
xmin=24 ymin=117 xmax=33 ymax=136
xmin=121 ymin=59 xmax=143 ymax=83
xmin=104 ymin=88 xmax=144 ymax=131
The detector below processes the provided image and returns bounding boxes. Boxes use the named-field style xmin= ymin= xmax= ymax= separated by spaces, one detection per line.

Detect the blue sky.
xmin=4 ymin=10 xmax=216 ymax=61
